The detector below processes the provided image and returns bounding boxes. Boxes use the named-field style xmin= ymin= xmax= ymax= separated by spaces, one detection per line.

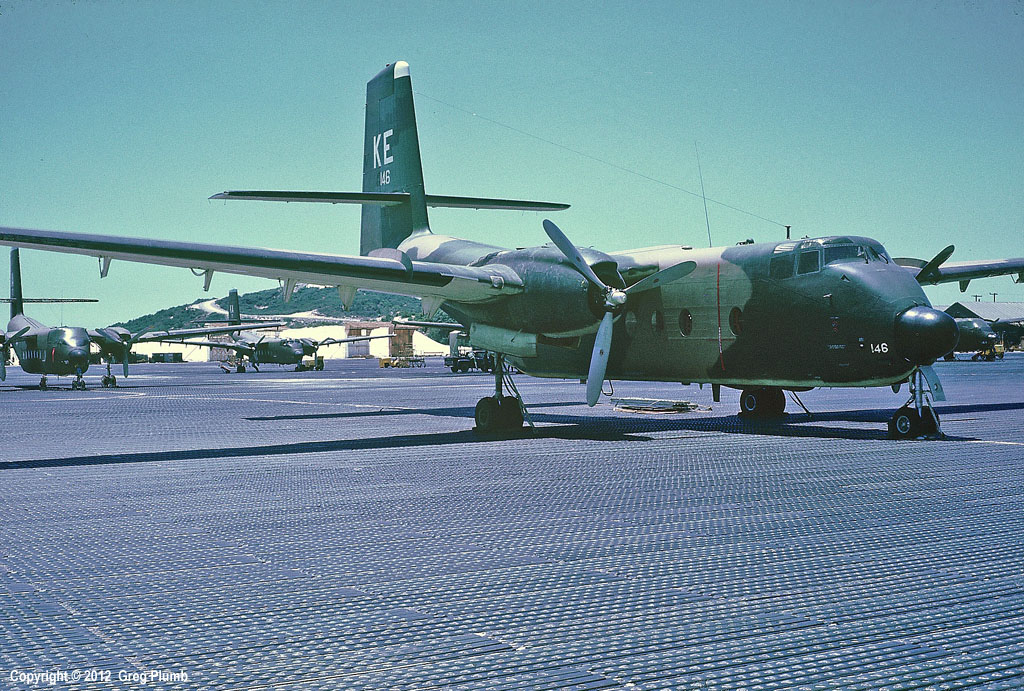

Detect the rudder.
xmin=360 ymin=61 xmax=429 ymax=255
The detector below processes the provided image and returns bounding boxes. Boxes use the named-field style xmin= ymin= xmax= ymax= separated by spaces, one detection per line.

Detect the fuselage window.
xmin=675 ymin=311 xmax=692 ymax=337
xmin=651 ymin=310 xmax=665 ymax=334
xmin=769 ymin=255 xmax=794 ymax=280
xmin=797 ymin=250 xmax=820 ymax=275
xmin=729 ymin=307 xmax=744 ymax=336
xmin=678 ymin=309 xmax=693 ymax=336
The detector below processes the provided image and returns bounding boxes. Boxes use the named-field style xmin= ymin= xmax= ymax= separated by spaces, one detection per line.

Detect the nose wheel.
xmin=71 ymin=375 xmax=87 ymax=391
xmin=888 ymin=367 xmax=942 ymax=439
xmin=474 ymin=354 xmax=530 ymax=434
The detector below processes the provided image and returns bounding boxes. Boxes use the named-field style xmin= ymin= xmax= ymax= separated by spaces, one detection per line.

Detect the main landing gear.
xmin=38 ymin=376 xmax=47 ymax=390
xmin=738 ymin=386 xmax=786 ymax=418
xmin=101 ymin=362 xmax=117 ymax=388
xmin=888 ymin=367 xmax=943 ymax=439
xmin=474 ymin=354 xmax=529 ymax=433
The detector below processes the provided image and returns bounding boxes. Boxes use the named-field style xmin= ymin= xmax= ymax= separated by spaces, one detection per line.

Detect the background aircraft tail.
xmin=227 ymin=289 xmax=241 ymax=326
xmin=10 ymin=248 xmax=23 ymax=319
xmin=360 ymin=61 xmax=429 ymax=255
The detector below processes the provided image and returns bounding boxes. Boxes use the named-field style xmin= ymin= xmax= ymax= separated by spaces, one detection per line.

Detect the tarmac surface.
xmin=2 ymin=355 xmax=1023 ymax=690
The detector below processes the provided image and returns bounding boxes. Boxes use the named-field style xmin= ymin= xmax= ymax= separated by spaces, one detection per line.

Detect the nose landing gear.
xmin=888 ymin=366 xmax=944 ymax=439
xmin=474 ymin=354 xmax=530 ymax=434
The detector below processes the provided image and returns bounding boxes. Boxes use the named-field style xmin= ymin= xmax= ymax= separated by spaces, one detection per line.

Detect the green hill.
xmin=113 ymin=287 xmax=455 ymax=333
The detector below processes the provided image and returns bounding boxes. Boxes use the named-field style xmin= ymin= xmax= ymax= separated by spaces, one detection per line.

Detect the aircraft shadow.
xmin=7 ymin=400 xmax=1017 ymax=470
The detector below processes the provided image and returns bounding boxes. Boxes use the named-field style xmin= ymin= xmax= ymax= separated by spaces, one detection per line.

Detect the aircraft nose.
xmin=895 ymin=306 xmax=959 ymax=365
xmin=67 ymin=348 xmax=90 ymax=373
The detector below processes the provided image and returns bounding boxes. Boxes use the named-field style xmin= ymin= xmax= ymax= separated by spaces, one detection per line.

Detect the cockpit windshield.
xmin=823 ymin=244 xmax=889 ymax=266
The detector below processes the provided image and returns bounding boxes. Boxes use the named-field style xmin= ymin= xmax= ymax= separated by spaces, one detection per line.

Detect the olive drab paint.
xmin=361 ymin=61 xmax=429 ymax=255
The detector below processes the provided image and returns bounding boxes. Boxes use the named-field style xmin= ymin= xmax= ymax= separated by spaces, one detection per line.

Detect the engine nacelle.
xmin=472 ymin=246 xmax=623 ymax=336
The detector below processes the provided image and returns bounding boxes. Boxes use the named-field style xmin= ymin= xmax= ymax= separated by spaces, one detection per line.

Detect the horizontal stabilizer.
xmin=211 ymin=190 xmax=568 ymax=212
xmin=423 ymin=195 xmax=568 ymax=211
xmin=211 ymin=191 xmax=409 ymax=206
xmin=0 ymin=298 xmax=98 ymax=303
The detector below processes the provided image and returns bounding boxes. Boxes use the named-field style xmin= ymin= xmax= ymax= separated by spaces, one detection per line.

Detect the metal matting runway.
xmin=2 ymin=356 xmax=1023 ymax=689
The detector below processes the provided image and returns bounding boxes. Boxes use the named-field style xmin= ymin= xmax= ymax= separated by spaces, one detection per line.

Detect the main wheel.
xmin=497 ymin=397 xmax=524 ymax=429
xmin=739 ymin=389 xmax=761 ymax=416
xmin=764 ymin=387 xmax=786 ymax=416
xmin=888 ymin=407 xmax=921 ymax=439
xmin=474 ymin=397 xmax=501 ymax=431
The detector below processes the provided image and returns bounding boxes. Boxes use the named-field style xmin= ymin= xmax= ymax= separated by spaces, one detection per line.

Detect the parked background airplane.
xmin=4 ymin=250 xmax=282 ymax=389
xmin=945 ymin=318 xmax=1002 ymax=361
xmin=157 ymin=288 xmax=391 ymax=372
xmin=2 ymin=62 xmax=1023 ymax=436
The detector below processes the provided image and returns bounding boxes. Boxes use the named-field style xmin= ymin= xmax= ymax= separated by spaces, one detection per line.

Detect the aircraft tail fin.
xmin=360 ymin=61 xmax=429 ymax=255
xmin=227 ymin=289 xmax=241 ymax=326
xmin=10 ymin=248 xmax=23 ymax=319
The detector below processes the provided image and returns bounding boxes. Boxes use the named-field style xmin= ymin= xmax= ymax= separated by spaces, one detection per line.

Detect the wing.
xmin=133 ymin=322 xmax=286 ymax=342
xmin=166 ymin=339 xmax=253 ymax=355
xmin=895 ymin=249 xmax=1024 ymax=291
xmin=318 ymin=333 xmax=394 ymax=347
xmin=0 ymin=227 xmax=524 ymax=304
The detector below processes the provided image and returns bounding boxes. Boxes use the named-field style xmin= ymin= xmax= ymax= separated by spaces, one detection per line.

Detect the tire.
xmin=497 ymin=397 xmax=524 ymax=429
xmin=764 ymin=388 xmax=786 ymax=416
xmin=739 ymin=389 xmax=760 ymax=416
xmin=918 ymin=407 xmax=939 ymax=436
xmin=888 ymin=408 xmax=920 ymax=439
xmin=475 ymin=397 xmax=500 ymax=431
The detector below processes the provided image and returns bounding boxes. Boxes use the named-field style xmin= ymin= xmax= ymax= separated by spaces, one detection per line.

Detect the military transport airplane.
xmin=945 ymin=318 xmax=1001 ymax=361
xmin=4 ymin=249 xmax=280 ymax=389
xmin=158 ymin=289 xmax=391 ymax=372
xmin=2 ymin=61 xmax=1023 ymax=436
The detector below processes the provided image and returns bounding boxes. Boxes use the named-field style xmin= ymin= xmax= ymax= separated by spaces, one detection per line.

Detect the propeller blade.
xmin=623 ymin=260 xmax=697 ymax=295
xmin=915 ymin=245 xmax=955 ymax=282
xmin=122 ymin=342 xmax=130 ymax=378
xmin=1 ymin=346 xmax=6 ymax=382
xmin=543 ymin=219 xmax=609 ymax=290
xmin=586 ymin=311 xmax=615 ymax=406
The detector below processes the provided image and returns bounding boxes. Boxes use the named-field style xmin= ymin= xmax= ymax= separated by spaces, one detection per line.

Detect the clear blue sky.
xmin=2 ymin=0 xmax=1022 ymax=326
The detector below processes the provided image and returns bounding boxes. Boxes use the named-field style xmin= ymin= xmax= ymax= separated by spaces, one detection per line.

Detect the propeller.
xmin=542 ymin=220 xmax=696 ymax=405
xmin=1 ymin=327 xmax=30 ymax=382
xmin=122 ymin=338 xmax=131 ymax=378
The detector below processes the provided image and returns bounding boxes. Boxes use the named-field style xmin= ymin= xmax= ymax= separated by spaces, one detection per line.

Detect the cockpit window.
xmin=797 ymin=250 xmax=820 ymax=275
xmin=824 ymin=245 xmax=867 ymax=266
xmin=822 ymin=244 xmax=892 ymax=266
xmin=769 ymin=254 xmax=794 ymax=280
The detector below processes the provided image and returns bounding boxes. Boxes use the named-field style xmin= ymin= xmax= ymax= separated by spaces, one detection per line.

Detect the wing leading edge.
xmin=895 ymin=249 xmax=1024 ymax=292
xmin=0 ymin=227 xmax=523 ymax=305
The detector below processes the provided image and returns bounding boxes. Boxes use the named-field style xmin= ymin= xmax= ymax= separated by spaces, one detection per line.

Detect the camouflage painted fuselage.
xmin=7 ymin=314 xmax=91 ymax=376
xmin=402 ymin=233 xmax=935 ymax=389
